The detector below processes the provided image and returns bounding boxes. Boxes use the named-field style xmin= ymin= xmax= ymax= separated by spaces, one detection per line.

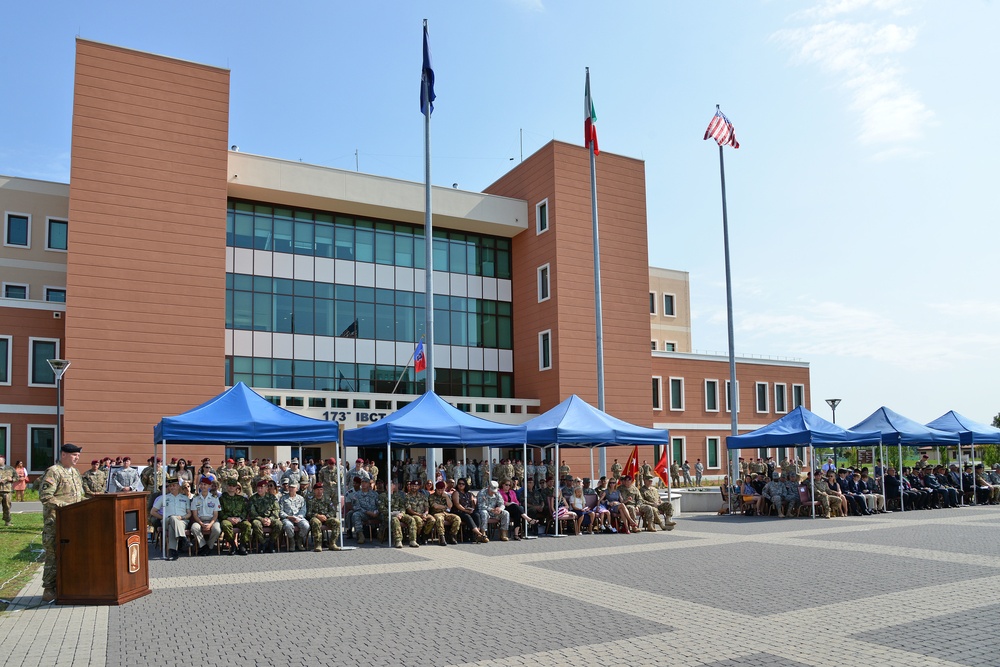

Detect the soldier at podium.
xmin=39 ymin=443 xmax=84 ymax=602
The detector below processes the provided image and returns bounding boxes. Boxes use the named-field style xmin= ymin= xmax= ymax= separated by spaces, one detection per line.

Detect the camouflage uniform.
xmin=513 ymin=461 xmax=524 ymax=483
xmin=318 ymin=464 xmax=341 ymax=499
xmin=216 ymin=466 xmax=239 ymax=491
xmin=809 ymin=476 xmax=833 ymax=518
xmin=81 ymin=468 xmax=108 ymax=498
xmin=638 ymin=483 xmax=674 ymax=529
xmin=248 ymin=491 xmax=281 ymax=547
xmin=307 ymin=493 xmax=342 ymax=550
xmin=762 ymin=478 xmax=786 ymax=515
xmin=281 ymin=466 xmax=308 ymax=489
xmin=219 ymin=491 xmax=252 ymax=547
xmin=611 ymin=461 xmax=624 ymax=481
xmin=111 ymin=465 xmax=140 ymax=492
xmin=278 ymin=492 xmax=309 ymax=548
xmin=559 ymin=463 xmax=571 ymax=481
xmin=236 ymin=464 xmax=255 ymax=497
xmin=39 ymin=463 xmax=84 ymax=590
xmin=427 ymin=491 xmax=460 ymax=541
xmin=476 ymin=488 xmax=509 ymax=531
xmin=668 ymin=462 xmax=680 ymax=487
xmin=479 ymin=461 xmax=490 ymax=489
xmin=139 ymin=465 xmax=165 ymax=514
xmin=619 ymin=483 xmax=647 ymax=525
xmin=349 ymin=489 xmax=379 ymax=534
xmin=0 ymin=464 xmax=15 ymax=524
xmin=377 ymin=491 xmax=408 ymax=546
xmin=404 ymin=490 xmax=432 ymax=543
xmin=782 ymin=477 xmax=801 ymax=516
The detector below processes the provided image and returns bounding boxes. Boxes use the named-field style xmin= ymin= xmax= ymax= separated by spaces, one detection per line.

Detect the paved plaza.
xmin=2 ymin=507 xmax=1000 ymax=667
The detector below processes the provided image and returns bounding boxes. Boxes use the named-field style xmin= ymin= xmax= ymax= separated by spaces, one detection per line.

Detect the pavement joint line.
xmin=150 ymin=559 xmax=441 ymax=589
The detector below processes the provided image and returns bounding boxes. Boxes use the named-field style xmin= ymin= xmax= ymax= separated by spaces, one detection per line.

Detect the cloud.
xmin=735 ymin=298 xmax=1000 ymax=370
xmin=772 ymin=1 xmax=933 ymax=155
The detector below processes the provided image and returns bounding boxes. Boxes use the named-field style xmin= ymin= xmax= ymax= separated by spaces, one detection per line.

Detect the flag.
xmin=339 ymin=319 xmax=358 ymax=338
xmin=584 ymin=68 xmax=599 ymax=155
xmin=414 ymin=340 xmax=426 ymax=373
xmin=420 ymin=22 xmax=436 ymax=116
xmin=623 ymin=445 xmax=639 ymax=480
xmin=337 ymin=370 xmax=355 ymax=392
xmin=704 ymin=107 xmax=739 ymax=148
xmin=654 ymin=448 xmax=670 ymax=486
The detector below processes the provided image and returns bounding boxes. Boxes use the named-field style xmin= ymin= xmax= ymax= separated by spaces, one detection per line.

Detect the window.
xmin=3 ymin=283 xmax=28 ymax=299
xmin=29 ymin=338 xmax=59 ymax=386
xmin=652 ymin=376 xmax=662 ymax=410
xmin=46 ymin=218 xmax=68 ymax=251
xmin=662 ymin=293 xmax=676 ymax=317
xmin=650 ymin=340 xmax=657 ymax=351
xmin=537 ymin=264 xmax=550 ymax=302
xmin=4 ymin=213 xmax=30 ymax=247
xmin=669 ymin=377 xmax=684 ymax=411
xmin=44 ymin=287 xmax=66 ymax=303
xmin=725 ymin=380 xmax=740 ymax=412
xmin=671 ymin=437 xmax=685 ymax=466
xmin=29 ymin=426 xmax=56 ymax=473
xmin=792 ymin=384 xmax=805 ymax=409
xmin=663 ymin=342 xmax=676 ymax=352
xmin=649 ymin=292 xmax=656 ymax=314
xmin=755 ymin=382 xmax=769 ymax=413
xmin=705 ymin=379 xmax=719 ymax=412
xmin=0 ymin=336 xmax=9 ymax=385
xmin=774 ymin=383 xmax=788 ymax=413
xmin=0 ymin=424 xmax=8 ymax=461
xmin=707 ymin=437 xmax=720 ymax=468
xmin=538 ymin=330 xmax=552 ymax=370
xmin=535 ymin=199 xmax=549 ymax=234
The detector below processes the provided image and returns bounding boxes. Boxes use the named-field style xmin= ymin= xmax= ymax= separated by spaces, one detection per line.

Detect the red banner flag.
xmin=622 ymin=445 xmax=639 ymax=480
xmin=654 ymin=448 xmax=670 ymax=486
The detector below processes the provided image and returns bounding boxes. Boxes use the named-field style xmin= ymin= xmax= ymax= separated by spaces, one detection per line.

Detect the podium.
xmin=55 ymin=492 xmax=151 ymax=605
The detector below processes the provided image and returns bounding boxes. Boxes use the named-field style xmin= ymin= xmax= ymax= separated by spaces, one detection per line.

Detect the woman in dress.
xmin=13 ymin=460 xmax=28 ymax=502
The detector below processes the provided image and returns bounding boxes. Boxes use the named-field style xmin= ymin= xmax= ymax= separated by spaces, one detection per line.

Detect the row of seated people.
xmin=884 ymin=463 xmax=1000 ymax=509
xmin=728 ymin=469 xmax=888 ymax=518
xmin=149 ymin=472 xmax=677 ymax=559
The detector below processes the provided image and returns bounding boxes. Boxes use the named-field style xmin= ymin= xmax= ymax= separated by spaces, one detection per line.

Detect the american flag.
xmin=704 ymin=107 xmax=739 ymax=149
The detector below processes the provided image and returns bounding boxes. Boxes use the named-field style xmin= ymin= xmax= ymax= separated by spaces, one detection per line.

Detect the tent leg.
xmin=160 ymin=439 xmax=168 ymax=560
xmin=337 ymin=429 xmax=355 ymax=551
xmin=898 ymin=443 xmax=904 ymax=511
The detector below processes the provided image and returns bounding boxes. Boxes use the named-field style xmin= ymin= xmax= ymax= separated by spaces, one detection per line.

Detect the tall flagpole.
xmin=586 ymin=67 xmax=607 ymax=477
xmin=422 ymin=19 xmax=435 ymax=396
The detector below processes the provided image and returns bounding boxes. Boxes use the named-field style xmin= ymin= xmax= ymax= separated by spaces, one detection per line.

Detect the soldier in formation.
xmin=81 ymin=459 xmax=108 ymax=498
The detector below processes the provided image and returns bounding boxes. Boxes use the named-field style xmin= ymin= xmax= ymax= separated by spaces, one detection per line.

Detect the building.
xmin=0 ymin=39 xmax=809 ymax=479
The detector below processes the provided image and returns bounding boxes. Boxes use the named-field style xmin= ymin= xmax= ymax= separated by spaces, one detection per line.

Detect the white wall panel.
xmin=356 ymin=339 xmax=376 ymax=364
xmin=253 ymin=250 xmax=273 ymax=276
xmin=272 ymin=253 xmax=294 ymax=279
xmin=315 ymin=336 xmax=335 ymax=361
xmin=233 ymin=248 xmax=253 ymax=275
xmin=375 ymin=264 xmax=395 ymax=289
xmin=252 ymin=331 xmax=272 ymax=358
xmin=355 ymin=262 xmax=375 ymax=287
xmin=294 ymin=255 xmax=315 ymax=282
xmin=233 ymin=329 xmax=253 ymax=356
xmin=272 ymin=333 xmax=294 ymax=359
xmin=335 ymin=259 xmax=355 ymax=285
xmin=334 ymin=337 xmax=356 ymax=363
xmin=293 ymin=334 xmax=314 ymax=360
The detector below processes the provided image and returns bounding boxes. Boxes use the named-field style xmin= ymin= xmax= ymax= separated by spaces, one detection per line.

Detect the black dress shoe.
xmin=167 ymin=549 xmax=179 ymax=561
xmin=236 ymin=546 xmax=248 ymax=556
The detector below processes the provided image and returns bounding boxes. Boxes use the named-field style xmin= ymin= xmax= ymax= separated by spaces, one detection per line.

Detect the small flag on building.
xmin=414 ymin=340 xmax=427 ymax=373
xmin=420 ymin=21 xmax=436 ymax=116
xmin=339 ymin=319 xmax=358 ymax=338
xmin=703 ymin=106 xmax=739 ymax=149
xmin=584 ymin=68 xmax=599 ymax=155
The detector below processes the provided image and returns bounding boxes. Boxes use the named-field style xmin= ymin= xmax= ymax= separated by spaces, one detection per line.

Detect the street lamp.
xmin=47 ymin=359 xmax=71 ymax=453
xmin=825 ymin=398 xmax=842 ymax=470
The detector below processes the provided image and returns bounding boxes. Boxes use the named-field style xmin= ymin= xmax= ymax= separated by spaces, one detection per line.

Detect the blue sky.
xmin=3 ymin=0 xmax=998 ymax=427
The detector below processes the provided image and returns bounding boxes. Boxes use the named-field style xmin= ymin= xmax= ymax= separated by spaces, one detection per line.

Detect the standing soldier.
xmin=111 ymin=456 xmax=140 ymax=493
xmin=81 ymin=459 xmax=108 ymax=499
xmin=513 ymin=460 xmax=524 ymax=485
xmin=479 ymin=460 xmax=491 ymax=490
xmin=39 ymin=443 xmax=85 ymax=601
xmin=139 ymin=458 xmax=164 ymax=516
xmin=610 ymin=459 xmax=623 ymax=481
xmin=669 ymin=461 xmax=681 ymax=488
xmin=0 ymin=455 xmax=15 ymax=525
xmin=639 ymin=460 xmax=654 ymax=483
xmin=318 ymin=458 xmax=341 ymax=500
xmin=216 ymin=458 xmax=239 ymax=490
xmin=236 ymin=458 xmax=255 ymax=497
xmin=558 ymin=461 xmax=571 ymax=482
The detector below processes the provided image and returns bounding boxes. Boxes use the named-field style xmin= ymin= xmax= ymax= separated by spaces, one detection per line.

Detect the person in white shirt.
xmin=150 ymin=478 xmax=192 ymax=560
xmin=190 ymin=476 xmax=222 ymax=556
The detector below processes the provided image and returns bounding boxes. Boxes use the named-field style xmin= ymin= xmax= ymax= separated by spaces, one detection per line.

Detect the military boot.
xmin=329 ymin=542 xmax=342 ymax=551
xmin=295 ymin=536 xmax=306 ymax=552
xmin=357 ymin=532 xmax=366 ymax=545
xmin=499 ymin=529 xmax=509 ymax=542
xmin=394 ymin=538 xmax=403 ymax=548
xmin=438 ymin=534 xmax=447 ymax=546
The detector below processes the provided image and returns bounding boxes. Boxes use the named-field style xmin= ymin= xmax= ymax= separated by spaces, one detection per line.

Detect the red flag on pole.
xmin=654 ymin=448 xmax=670 ymax=486
xmin=622 ymin=445 xmax=639 ymax=480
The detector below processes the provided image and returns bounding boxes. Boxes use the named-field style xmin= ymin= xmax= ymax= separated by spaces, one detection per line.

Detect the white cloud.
xmin=773 ymin=1 xmax=933 ymax=155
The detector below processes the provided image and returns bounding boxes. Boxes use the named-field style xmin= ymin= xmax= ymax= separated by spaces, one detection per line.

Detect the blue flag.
xmin=420 ymin=22 xmax=436 ymax=116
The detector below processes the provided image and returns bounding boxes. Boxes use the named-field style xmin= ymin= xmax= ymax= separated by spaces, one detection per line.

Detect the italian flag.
xmin=584 ymin=68 xmax=599 ymax=155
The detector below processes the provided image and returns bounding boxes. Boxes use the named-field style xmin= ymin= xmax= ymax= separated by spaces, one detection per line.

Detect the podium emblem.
xmin=126 ymin=534 xmax=142 ymax=574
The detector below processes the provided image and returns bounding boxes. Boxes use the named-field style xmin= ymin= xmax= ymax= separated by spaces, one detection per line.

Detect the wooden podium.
xmin=55 ymin=492 xmax=151 ymax=605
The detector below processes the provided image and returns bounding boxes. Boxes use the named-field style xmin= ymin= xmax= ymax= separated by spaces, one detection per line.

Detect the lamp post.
xmin=825 ymin=398 xmax=841 ymax=470
xmin=47 ymin=359 xmax=71 ymax=453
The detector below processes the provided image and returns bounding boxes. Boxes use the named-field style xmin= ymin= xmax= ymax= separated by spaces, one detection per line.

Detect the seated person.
xmin=451 ymin=478 xmax=487 ymax=543
xmin=740 ymin=478 xmax=760 ymax=513
xmin=856 ymin=470 xmax=886 ymax=513
xmin=600 ymin=479 xmax=635 ymax=533
xmin=476 ymin=481 xmax=511 ymax=541
xmin=823 ymin=472 xmax=850 ymax=516
xmin=349 ymin=478 xmax=380 ymax=545
xmin=836 ymin=469 xmax=871 ymax=515
xmin=149 ymin=477 xmax=191 ymax=561
xmin=638 ymin=474 xmax=674 ymax=530
xmin=427 ymin=481 xmax=461 ymax=545
xmin=189 ymin=476 xmax=222 ymax=556
xmin=973 ymin=464 xmax=994 ymax=505
xmin=219 ymin=479 xmax=251 ymax=555
xmin=279 ymin=482 xmax=310 ymax=551
xmin=306 ymin=483 xmax=342 ymax=552
xmin=568 ymin=485 xmax=595 ymax=534
xmin=761 ymin=475 xmax=786 ymax=517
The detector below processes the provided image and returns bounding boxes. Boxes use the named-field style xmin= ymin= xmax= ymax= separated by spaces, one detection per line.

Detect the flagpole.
xmin=391 ymin=337 xmax=422 ymax=395
xmin=586 ymin=67 xmax=607 ymax=478
xmin=422 ymin=20 xmax=435 ymax=396
xmin=715 ymin=106 xmax=739 ymax=474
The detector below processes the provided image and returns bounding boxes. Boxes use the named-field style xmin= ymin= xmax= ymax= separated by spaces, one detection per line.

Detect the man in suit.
xmin=921 ymin=467 xmax=957 ymax=508
xmin=883 ymin=467 xmax=922 ymax=511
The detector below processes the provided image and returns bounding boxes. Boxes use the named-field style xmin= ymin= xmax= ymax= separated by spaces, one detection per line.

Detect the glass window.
xmin=726 ymin=380 xmax=740 ymax=412
xmin=793 ymin=384 xmax=805 ymax=409
xmin=663 ymin=294 xmax=675 ymax=316
xmin=273 ymin=216 xmax=293 ymax=254
xmin=375 ymin=228 xmax=394 ymax=265
xmin=651 ymin=341 xmax=657 ymax=351
xmin=707 ymin=437 xmax=720 ymax=468
xmin=315 ymin=217 xmax=334 ymax=258
xmin=432 ymin=233 xmax=449 ymax=271
xmin=234 ymin=211 xmax=254 ymax=248
xmin=30 ymin=339 xmax=58 ymax=385
xmin=536 ymin=200 xmax=548 ymax=233
xmin=355 ymin=221 xmax=374 ymax=263
xmin=652 ymin=377 xmax=662 ymax=410
xmin=334 ymin=223 xmax=355 ymax=260
xmin=705 ymin=380 xmax=719 ymax=412
xmin=0 ymin=336 xmax=10 ymax=384
xmin=538 ymin=265 xmax=549 ymax=301
xmin=649 ymin=292 xmax=656 ymax=314
xmin=0 ymin=425 xmax=7 ymax=460
xmin=539 ymin=330 xmax=552 ymax=370
xmin=4 ymin=284 xmax=27 ymax=299
xmin=774 ymin=384 xmax=787 ymax=413
xmin=294 ymin=220 xmax=314 ymax=255
xmin=664 ymin=342 xmax=676 ymax=352
xmin=756 ymin=382 xmax=769 ymax=413
xmin=671 ymin=438 xmax=684 ymax=466
xmin=45 ymin=288 xmax=66 ymax=303
xmin=669 ymin=378 xmax=684 ymax=410
xmin=394 ymin=232 xmax=414 ymax=267
xmin=30 ymin=427 xmax=56 ymax=473
xmin=47 ymin=219 xmax=68 ymax=250
xmin=5 ymin=214 xmax=29 ymax=247
xmin=449 ymin=233 xmax=467 ymax=274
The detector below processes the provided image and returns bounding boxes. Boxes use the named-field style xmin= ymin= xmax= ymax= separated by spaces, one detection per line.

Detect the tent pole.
xmin=810 ymin=444 xmax=815 ymax=519
xmin=162 ymin=439 xmax=168 ymax=560
xmin=898 ymin=443 xmax=904 ymax=511
xmin=386 ymin=441 xmax=391 ymax=546
xmin=523 ymin=441 xmax=534 ymax=539
xmin=337 ymin=429 xmax=348 ymax=551
xmin=958 ymin=444 xmax=964 ymax=505
xmin=589 ymin=447 xmax=594 ymax=487
xmin=554 ymin=442 xmax=563 ymax=537
xmin=971 ymin=443 xmax=976 ymax=505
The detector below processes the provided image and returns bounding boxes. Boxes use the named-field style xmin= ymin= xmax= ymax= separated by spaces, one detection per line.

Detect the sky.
xmin=2 ymin=0 xmax=998 ymax=428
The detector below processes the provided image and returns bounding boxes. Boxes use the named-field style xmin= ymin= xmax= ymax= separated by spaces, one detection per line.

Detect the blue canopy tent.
xmin=925 ymin=411 xmax=1000 ymax=505
xmin=522 ymin=395 xmax=671 ymax=535
xmin=153 ymin=382 xmax=342 ymax=556
xmin=850 ymin=406 xmax=961 ymax=510
xmin=726 ymin=407 xmax=881 ymax=517
xmin=343 ymin=392 xmax=527 ymax=543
